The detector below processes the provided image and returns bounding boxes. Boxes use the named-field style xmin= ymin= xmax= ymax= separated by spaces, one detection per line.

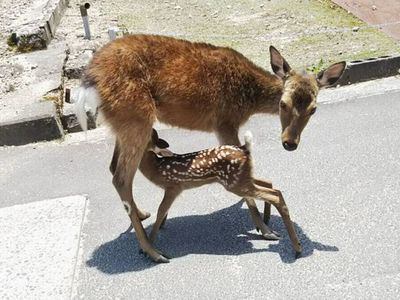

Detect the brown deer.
xmin=126 ymin=129 xmax=302 ymax=262
xmin=75 ymin=34 xmax=345 ymax=263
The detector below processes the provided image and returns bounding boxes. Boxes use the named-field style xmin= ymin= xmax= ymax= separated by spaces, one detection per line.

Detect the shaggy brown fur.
xmin=82 ymin=34 xmax=345 ymax=262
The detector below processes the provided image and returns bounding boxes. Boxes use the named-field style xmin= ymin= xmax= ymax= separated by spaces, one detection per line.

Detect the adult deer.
xmin=76 ymin=34 xmax=345 ymax=263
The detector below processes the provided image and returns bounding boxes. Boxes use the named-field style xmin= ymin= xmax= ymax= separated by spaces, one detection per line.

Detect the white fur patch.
xmin=122 ymin=201 xmax=132 ymax=215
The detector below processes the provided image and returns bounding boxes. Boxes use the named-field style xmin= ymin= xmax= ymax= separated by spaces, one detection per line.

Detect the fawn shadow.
xmin=86 ymin=201 xmax=338 ymax=273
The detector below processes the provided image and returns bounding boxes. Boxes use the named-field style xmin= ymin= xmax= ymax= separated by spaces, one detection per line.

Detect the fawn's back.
xmin=139 ymin=145 xmax=252 ymax=191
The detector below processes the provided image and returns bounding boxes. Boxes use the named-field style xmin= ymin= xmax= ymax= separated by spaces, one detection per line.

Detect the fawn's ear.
xmin=270 ymin=46 xmax=292 ymax=79
xmin=151 ymin=129 xmax=159 ymax=140
xmin=154 ymin=147 xmax=174 ymax=157
xmin=156 ymin=138 xmax=169 ymax=149
xmin=316 ymin=61 xmax=346 ymax=87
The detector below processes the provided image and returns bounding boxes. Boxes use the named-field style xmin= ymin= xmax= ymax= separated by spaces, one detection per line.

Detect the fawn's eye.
xmin=309 ymin=107 xmax=317 ymax=115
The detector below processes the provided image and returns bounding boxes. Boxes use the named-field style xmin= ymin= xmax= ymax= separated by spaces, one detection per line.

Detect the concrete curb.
xmin=338 ymin=55 xmax=400 ymax=86
xmin=0 ymin=105 xmax=64 ymax=146
xmin=8 ymin=0 xmax=69 ymax=52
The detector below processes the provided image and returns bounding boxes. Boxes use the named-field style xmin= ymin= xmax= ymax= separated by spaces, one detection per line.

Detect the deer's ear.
xmin=156 ymin=138 xmax=169 ymax=149
xmin=270 ymin=46 xmax=291 ymax=79
xmin=317 ymin=62 xmax=346 ymax=87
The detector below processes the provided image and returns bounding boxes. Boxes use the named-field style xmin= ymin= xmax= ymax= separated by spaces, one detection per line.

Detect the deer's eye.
xmin=309 ymin=107 xmax=317 ymax=115
xmin=280 ymin=101 xmax=287 ymax=110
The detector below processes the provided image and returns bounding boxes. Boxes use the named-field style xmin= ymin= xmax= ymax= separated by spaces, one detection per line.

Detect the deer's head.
xmin=270 ymin=46 xmax=346 ymax=151
xmin=149 ymin=129 xmax=174 ymax=157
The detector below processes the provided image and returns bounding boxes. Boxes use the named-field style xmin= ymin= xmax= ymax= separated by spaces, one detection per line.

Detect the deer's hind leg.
xmin=103 ymin=80 xmax=170 ymax=263
xmin=110 ymin=138 xmax=151 ymax=222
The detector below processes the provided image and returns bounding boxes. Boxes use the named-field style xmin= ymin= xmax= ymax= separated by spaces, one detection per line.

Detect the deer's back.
xmin=85 ymin=35 xmax=272 ymax=131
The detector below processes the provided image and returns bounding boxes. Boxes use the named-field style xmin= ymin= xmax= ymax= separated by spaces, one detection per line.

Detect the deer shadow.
xmin=86 ymin=201 xmax=338 ymax=274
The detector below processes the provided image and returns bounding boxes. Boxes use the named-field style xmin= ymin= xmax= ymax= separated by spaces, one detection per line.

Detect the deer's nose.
xmin=283 ymin=141 xmax=297 ymax=151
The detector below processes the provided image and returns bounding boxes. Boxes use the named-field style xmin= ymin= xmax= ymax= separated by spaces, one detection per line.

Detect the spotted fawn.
xmin=123 ymin=129 xmax=302 ymax=261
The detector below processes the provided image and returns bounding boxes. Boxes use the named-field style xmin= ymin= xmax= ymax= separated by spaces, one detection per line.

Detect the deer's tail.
xmin=244 ymin=130 xmax=253 ymax=152
xmin=72 ymin=86 xmax=101 ymax=132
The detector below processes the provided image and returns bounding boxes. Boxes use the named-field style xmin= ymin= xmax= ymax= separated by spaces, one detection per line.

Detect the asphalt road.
xmin=1 ymin=87 xmax=399 ymax=299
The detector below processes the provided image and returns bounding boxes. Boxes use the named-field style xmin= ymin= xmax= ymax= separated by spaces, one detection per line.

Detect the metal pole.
xmin=108 ymin=28 xmax=117 ymax=41
xmin=80 ymin=3 xmax=91 ymax=40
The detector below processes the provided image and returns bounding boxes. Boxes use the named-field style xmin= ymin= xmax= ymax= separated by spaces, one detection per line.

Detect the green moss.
xmin=310 ymin=0 xmax=364 ymax=28
xmin=112 ymin=0 xmax=400 ymax=70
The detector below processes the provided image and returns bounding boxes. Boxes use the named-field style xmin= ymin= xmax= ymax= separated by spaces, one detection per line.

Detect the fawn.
xmin=75 ymin=34 xmax=345 ymax=262
xmin=123 ymin=129 xmax=302 ymax=262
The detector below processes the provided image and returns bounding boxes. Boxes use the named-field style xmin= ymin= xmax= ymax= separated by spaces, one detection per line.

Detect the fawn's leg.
xmin=252 ymin=185 xmax=302 ymax=257
xmin=110 ymin=138 xmax=151 ymax=222
xmin=160 ymin=214 xmax=168 ymax=228
xmin=216 ymin=126 xmax=272 ymax=236
xmin=253 ymin=178 xmax=273 ymax=225
xmin=245 ymin=198 xmax=280 ymax=240
xmin=150 ymin=187 xmax=182 ymax=243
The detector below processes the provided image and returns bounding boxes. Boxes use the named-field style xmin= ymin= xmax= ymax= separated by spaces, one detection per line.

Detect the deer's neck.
xmin=249 ymin=68 xmax=283 ymax=115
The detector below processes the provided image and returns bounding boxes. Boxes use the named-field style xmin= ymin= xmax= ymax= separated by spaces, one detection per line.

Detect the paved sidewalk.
xmin=0 ymin=196 xmax=88 ymax=299
xmin=333 ymin=0 xmax=400 ymax=40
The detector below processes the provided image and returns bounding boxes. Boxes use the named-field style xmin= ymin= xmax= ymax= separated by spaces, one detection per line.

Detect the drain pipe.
xmin=80 ymin=3 xmax=91 ymax=40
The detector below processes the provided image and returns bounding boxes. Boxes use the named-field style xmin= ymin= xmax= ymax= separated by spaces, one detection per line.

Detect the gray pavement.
xmin=1 ymin=86 xmax=400 ymax=299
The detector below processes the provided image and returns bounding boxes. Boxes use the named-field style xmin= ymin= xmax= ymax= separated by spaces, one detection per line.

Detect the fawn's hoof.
xmin=262 ymin=232 xmax=281 ymax=241
xmin=155 ymin=254 xmax=170 ymax=263
xmin=139 ymin=248 xmax=171 ymax=263
xmin=295 ymin=251 xmax=302 ymax=259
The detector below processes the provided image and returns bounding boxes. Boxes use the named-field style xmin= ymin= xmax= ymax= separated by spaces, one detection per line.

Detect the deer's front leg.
xmin=215 ymin=123 xmax=240 ymax=145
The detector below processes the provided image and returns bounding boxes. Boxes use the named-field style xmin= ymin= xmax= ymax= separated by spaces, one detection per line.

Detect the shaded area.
xmin=87 ymin=201 xmax=338 ymax=273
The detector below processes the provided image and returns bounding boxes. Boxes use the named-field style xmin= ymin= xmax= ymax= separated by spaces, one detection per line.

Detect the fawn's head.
xmin=148 ymin=129 xmax=174 ymax=157
xmin=270 ymin=46 xmax=346 ymax=151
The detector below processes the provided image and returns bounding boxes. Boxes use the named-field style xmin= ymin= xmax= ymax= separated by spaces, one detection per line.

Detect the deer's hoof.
xmin=139 ymin=211 xmax=151 ymax=221
xmin=295 ymin=251 xmax=302 ymax=259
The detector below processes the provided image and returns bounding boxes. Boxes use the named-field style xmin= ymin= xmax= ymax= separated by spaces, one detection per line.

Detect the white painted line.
xmin=0 ymin=195 xmax=88 ymax=300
